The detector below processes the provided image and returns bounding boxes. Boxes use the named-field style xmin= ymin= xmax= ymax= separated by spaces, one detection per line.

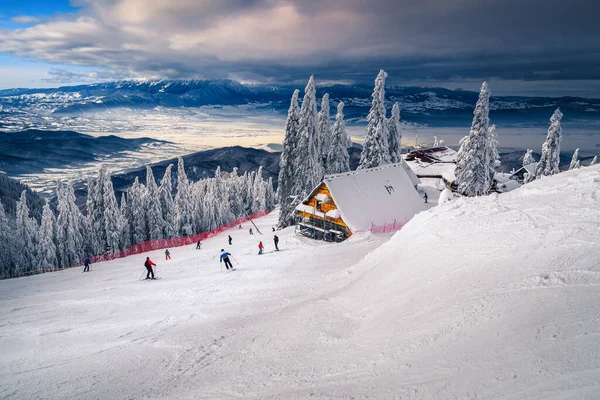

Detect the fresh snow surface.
xmin=2 ymin=166 xmax=600 ymax=399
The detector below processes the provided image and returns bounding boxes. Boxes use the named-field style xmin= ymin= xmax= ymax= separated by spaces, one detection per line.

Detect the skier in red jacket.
xmin=144 ymin=257 xmax=157 ymax=280
xmin=258 ymin=241 xmax=264 ymax=255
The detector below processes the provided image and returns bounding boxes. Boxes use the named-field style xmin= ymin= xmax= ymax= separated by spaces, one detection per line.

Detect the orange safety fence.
xmin=0 ymin=210 xmax=270 ymax=280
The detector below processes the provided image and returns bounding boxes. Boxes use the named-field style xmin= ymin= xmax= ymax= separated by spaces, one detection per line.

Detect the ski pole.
xmin=230 ymin=255 xmax=240 ymax=265
xmin=220 ymin=260 xmax=223 ymax=273
xmin=139 ymin=269 xmax=146 ymax=281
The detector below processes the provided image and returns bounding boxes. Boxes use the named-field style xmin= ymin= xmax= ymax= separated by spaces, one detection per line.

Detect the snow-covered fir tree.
xmin=590 ymin=156 xmax=598 ymax=166
xmin=87 ymin=169 xmax=111 ymax=254
xmin=523 ymin=149 xmax=536 ymax=166
xmin=277 ymin=89 xmax=301 ymax=228
xmin=454 ymin=81 xmax=494 ymax=196
xmin=119 ymin=193 xmax=132 ymax=250
xmin=15 ymin=190 xmax=39 ymax=272
xmin=265 ymin=177 xmax=276 ymax=210
xmin=569 ymin=148 xmax=580 ymax=170
xmin=0 ymin=201 xmax=15 ymax=275
xmin=103 ymin=171 xmax=122 ymax=253
xmin=175 ymin=157 xmax=194 ymax=236
xmin=252 ymin=166 xmax=267 ymax=213
xmin=294 ymin=75 xmax=323 ymax=197
xmin=487 ymin=124 xmax=500 ymax=184
xmin=39 ymin=200 xmax=58 ymax=271
xmin=317 ymin=93 xmax=331 ymax=167
xmin=358 ymin=69 xmax=390 ymax=169
xmin=535 ymin=108 xmax=563 ymax=178
xmin=145 ymin=166 xmax=164 ymax=240
xmin=326 ymin=101 xmax=351 ymax=174
xmin=56 ymin=181 xmax=84 ymax=268
xmin=387 ymin=102 xmax=402 ymax=163
xmin=158 ymin=165 xmax=176 ymax=238
xmin=130 ymin=177 xmax=147 ymax=243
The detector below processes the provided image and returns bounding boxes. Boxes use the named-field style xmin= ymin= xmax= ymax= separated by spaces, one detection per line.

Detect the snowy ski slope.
xmin=1 ymin=166 xmax=599 ymax=399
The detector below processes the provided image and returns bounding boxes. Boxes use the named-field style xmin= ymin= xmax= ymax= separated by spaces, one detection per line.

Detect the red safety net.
xmin=367 ymin=219 xmax=407 ymax=234
xmin=0 ymin=210 xmax=270 ymax=280
xmin=90 ymin=210 xmax=270 ymax=263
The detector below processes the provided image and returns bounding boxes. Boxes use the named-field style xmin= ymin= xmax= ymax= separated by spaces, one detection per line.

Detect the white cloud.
xmin=10 ymin=15 xmax=41 ymax=24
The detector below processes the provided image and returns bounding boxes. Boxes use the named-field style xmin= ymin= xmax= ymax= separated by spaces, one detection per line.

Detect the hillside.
xmin=0 ymin=129 xmax=167 ymax=176
xmin=0 ymin=166 xmax=598 ymax=398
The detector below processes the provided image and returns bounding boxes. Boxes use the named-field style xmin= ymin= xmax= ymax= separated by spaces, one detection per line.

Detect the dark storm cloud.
xmin=0 ymin=0 xmax=598 ymax=89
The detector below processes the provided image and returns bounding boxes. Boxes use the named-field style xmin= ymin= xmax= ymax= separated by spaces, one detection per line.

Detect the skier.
xmin=258 ymin=241 xmax=264 ymax=255
xmin=238 ymin=224 xmax=242 ymax=230
xmin=273 ymin=235 xmax=279 ymax=251
xmin=423 ymin=192 xmax=428 ymax=204
xmin=144 ymin=257 xmax=157 ymax=280
xmin=165 ymin=249 xmax=171 ymax=260
xmin=83 ymin=257 xmax=91 ymax=272
xmin=228 ymin=235 xmax=232 ymax=245
xmin=220 ymin=249 xmax=234 ymax=270
xmin=196 ymin=240 xmax=202 ymax=249
xmin=249 ymin=228 xmax=254 ymax=235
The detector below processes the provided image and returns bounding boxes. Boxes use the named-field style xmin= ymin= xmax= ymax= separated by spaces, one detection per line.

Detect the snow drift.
xmin=1 ymin=166 xmax=599 ymax=399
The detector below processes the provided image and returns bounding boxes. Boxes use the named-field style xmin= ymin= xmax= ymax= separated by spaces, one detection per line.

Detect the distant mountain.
xmin=0 ymin=172 xmax=46 ymax=222
xmin=2 ymin=79 xmax=599 ymax=130
xmin=0 ymin=129 xmax=168 ymax=175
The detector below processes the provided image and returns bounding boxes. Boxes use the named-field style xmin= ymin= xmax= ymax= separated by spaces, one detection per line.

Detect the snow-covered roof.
xmin=404 ymin=161 xmax=456 ymax=182
xmin=399 ymin=158 xmax=421 ymax=187
xmin=404 ymin=146 xmax=457 ymax=164
xmin=299 ymin=162 xmax=426 ymax=232
xmin=511 ymin=162 xmax=538 ymax=177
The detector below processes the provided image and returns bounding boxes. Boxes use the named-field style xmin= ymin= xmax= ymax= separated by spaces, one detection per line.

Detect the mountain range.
xmin=1 ymin=79 xmax=599 ymax=130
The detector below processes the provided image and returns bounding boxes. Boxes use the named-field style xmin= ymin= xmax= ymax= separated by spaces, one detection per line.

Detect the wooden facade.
xmin=295 ymin=183 xmax=350 ymax=242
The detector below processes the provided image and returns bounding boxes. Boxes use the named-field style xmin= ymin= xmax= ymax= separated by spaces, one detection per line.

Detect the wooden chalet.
xmin=510 ymin=162 xmax=538 ymax=184
xmin=295 ymin=161 xmax=426 ymax=242
xmin=403 ymin=146 xmax=457 ymax=190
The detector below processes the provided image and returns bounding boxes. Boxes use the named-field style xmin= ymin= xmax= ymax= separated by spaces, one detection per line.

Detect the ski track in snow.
xmin=1 ymin=166 xmax=600 ymax=399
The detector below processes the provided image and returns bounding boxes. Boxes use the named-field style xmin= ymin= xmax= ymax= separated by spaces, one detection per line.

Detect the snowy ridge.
xmin=0 ymin=167 xmax=599 ymax=398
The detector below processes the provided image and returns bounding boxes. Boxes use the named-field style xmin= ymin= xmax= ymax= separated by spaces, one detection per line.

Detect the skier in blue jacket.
xmin=220 ymin=249 xmax=234 ymax=270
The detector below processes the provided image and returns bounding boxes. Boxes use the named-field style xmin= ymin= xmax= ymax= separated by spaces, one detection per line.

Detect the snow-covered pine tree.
xmin=535 ymin=108 xmax=563 ymax=178
xmin=252 ymin=166 xmax=267 ymax=213
xmin=119 ymin=193 xmax=132 ymax=250
xmin=103 ymin=171 xmax=121 ymax=253
xmin=454 ymin=81 xmax=493 ymax=196
xmin=15 ymin=190 xmax=39 ymax=273
xmin=295 ymin=75 xmax=323 ymax=196
xmin=387 ymin=102 xmax=402 ymax=163
xmin=39 ymin=200 xmax=58 ymax=271
xmin=175 ymin=157 xmax=194 ymax=236
xmin=569 ymin=148 xmax=580 ymax=170
xmin=145 ymin=166 xmax=164 ymax=240
xmin=158 ymin=165 xmax=176 ymax=238
xmin=326 ymin=101 xmax=351 ymax=174
xmin=227 ymin=168 xmax=246 ymax=218
xmin=0 ymin=201 xmax=15 ymax=276
xmin=130 ymin=177 xmax=148 ymax=244
xmin=590 ymin=156 xmax=598 ymax=166
xmin=523 ymin=149 xmax=536 ymax=166
xmin=86 ymin=168 xmax=110 ymax=255
xmin=317 ymin=93 xmax=332 ymax=168
xmin=487 ymin=124 xmax=500 ymax=185
xmin=265 ymin=177 xmax=276 ymax=210
xmin=358 ymin=69 xmax=390 ymax=169
xmin=56 ymin=181 xmax=84 ymax=268
xmin=277 ymin=89 xmax=301 ymax=228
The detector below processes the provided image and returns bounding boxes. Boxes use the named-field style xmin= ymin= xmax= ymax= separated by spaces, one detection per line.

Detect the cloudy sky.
xmin=0 ymin=0 xmax=598 ymax=96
